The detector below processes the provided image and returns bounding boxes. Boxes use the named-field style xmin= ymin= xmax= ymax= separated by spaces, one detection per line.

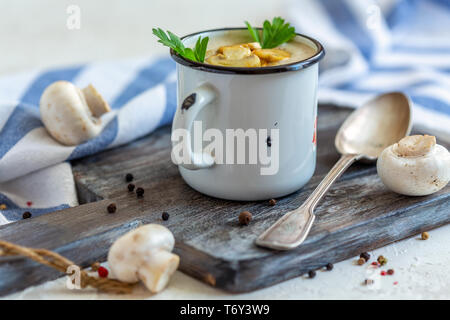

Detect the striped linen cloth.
xmin=288 ymin=0 xmax=450 ymax=139
xmin=0 ymin=57 xmax=177 ymax=224
xmin=1 ymin=0 xmax=449 ymax=225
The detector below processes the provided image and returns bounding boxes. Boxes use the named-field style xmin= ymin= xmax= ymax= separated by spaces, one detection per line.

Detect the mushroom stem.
xmin=138 ymin=250 xmax=180 ymax=293
xmin=394 ymin=135 xmax=436 ymax=157
xmin=82 ymin=84 xmax=111 ymax=118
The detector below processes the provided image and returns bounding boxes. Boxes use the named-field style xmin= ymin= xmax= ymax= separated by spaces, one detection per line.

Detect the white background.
xmin=0 ymin=0 xmax=284 ymax=75
xmin=1 ymin=0 xmax=449 ymax=299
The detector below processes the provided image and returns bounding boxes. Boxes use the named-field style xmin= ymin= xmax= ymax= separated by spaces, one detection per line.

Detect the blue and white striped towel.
xmin=0 ymin=57 xmax=177 ymax=224
xmin=1 ymin=0 xmax=449 ymax=225
xmin=289 ymin=0 xmax=450 ymax=138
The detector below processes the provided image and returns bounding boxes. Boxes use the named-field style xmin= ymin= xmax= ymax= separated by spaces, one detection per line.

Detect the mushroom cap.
xmin=39 ymin=81 xmax=110 ymax=145
xmin=107 ymin=224 xmax=176 ymax=284
xmin=377 ymin=135 xmax=450 ymax=196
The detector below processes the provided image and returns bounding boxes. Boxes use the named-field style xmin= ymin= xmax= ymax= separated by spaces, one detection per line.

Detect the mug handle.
xmin=171 ymin=83 xmax=216 ymax=170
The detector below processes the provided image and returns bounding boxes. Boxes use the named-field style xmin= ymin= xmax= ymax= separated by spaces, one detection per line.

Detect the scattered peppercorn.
xmin=377 ymin=255 xmax=387 ymax=266
xmin=22 ymin=211 xmax=32 ymax=219
xmin=364 ymin=279 xmax=374 ymax=285
xmin=91 ymin=262 xmax=100 ymax=272
xmin=421 ymin=232 xmax=429 ymax=240
xmin=26 ymin=201 xmax=33 ymax=207
xmin=268 ymin=199 xmax=277 ymax=206
xmin=357 ymin=257 xmax=366 ymax=265
xmin=136 ymin=187 xmax=144 ymax=198
xmin=371 ymin=262 xmax=379 ymax=266
xmin=0 ymin=204 xmax=7 ymax=210
xmin=97 ymin=266 xmax=108 ymax=278
xmin=360 ymin=252 xmax=370 ymax=262
xmin=127 ymin=183 xmax=135 ymax=192
xmin=238 ymin=211 xmax=252 ymax=225
xmin=326 ymin=263 xmax=334 ymax=271
xmin=387 ymin=269 xmax=394 ymax=275
xmin=107 ymin=203 xmax=117 ymax=214
xmin=308 ymin=270 xmax=316 ymax=278
xmin=125 ymin=173 xmax=134 ymax=182
xmin=393 ymin=281 xmax=398 ymax=285
xmin=380 ymin=270 xmax=387 ymax=276
xmin=162 ymin=212 xmax=170 ymax=221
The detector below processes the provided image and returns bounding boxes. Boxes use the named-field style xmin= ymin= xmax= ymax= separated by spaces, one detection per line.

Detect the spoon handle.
xmin=256 ymin=154 xmax=361 ymax=250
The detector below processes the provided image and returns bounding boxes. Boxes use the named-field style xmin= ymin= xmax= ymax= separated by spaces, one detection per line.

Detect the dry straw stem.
xmin=0 ymin=240 xmax=135 ymax=294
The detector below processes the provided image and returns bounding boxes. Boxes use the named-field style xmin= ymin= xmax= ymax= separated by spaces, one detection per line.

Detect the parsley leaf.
xmin=194 ymin=35 xmax=209 ymax=62
xmin=152 ymin=28 xmax=209 ymax=63
xmin=245 ymin=21 xmax=261 ymax=44
xmin=245 ymin=17 xmax=296 ymax=49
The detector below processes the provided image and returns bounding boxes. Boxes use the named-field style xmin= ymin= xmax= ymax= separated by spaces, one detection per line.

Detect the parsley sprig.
xmin=153 ymin=17 xmax=295 ymax=63
xmin=245 ymin=17 xmax=296 ymax=49
xmin=152 ymin=28 xmax=209 ymax=62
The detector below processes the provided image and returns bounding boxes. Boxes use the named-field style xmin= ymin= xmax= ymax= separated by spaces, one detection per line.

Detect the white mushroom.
xmin=377 ymin=135 xmax=450 ymax=196
xmin=39 ymin=81 xmax=111 ymax=145
xmin=107 ymin=224 xmax=180 ymax=293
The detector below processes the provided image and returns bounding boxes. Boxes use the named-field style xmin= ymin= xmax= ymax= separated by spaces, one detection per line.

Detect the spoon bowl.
xmin=336 ymin=92 xmax=412 ymax=159
xmin=256 ymin=92 xmax=413 ymax=250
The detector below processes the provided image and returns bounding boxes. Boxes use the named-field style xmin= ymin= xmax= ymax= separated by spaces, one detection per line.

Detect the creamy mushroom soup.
xmin=204 ymin=32 xmax=317 ymax=68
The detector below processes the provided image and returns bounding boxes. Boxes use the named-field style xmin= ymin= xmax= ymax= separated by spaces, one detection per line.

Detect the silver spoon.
xmin=256 ymin=92 xmax=412 ymax=250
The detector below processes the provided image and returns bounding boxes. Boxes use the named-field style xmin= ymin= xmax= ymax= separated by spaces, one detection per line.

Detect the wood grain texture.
xmin=0 ymin=105 xmax=448 ymax=296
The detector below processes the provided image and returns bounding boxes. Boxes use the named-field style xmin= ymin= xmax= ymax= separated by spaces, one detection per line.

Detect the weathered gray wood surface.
xmin=0 ymin=104 xmax=449 ymax=296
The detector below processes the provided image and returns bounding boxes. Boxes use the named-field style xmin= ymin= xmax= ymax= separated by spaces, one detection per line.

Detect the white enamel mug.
xmin=170 ymin=28 xmax=325 ymax=201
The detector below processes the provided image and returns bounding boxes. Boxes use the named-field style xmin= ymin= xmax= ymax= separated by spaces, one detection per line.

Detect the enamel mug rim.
xmin=169 ymin=27 xmax=325 ymax=74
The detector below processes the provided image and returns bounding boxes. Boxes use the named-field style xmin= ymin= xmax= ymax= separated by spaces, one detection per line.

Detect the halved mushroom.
xmin=377 ymin=135 xmax=450 ymax=196
xmin=253 ymin=49 xmax=291 ymax=62
xmin=40 ymin=81 xmax=111 ymax=145
xmin=108 ymin=224 xmax=180 ymax=294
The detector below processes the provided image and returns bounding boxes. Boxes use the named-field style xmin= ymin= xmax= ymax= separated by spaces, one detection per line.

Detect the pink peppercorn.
xmin=97 ymin=266 xmax=108 ymax=278
xmin=381 ymin=271 xmax=387 ymax=276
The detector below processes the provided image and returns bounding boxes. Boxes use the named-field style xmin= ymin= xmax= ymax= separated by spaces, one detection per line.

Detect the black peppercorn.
xmin=360 ymin=252 xmax=370 ymax=262
xmin=127 ymin=183 xmax=135 ymax=192
xmin=308 ymin=270 xmax=316 ymax=278
xmin=268 ymin=199 xmax=277 ymax=206
xmin=125 ymin=173 xmax=134 ymax=182
xmin=136 ymin=187 xmax=144 ymax=197
xmin=238 ymin=211 xmax=252 ymax=225
xmin=22 ymin=211 xmax=32 ymax=219
xmin=107 ymin=203 xmax=117 ymax=214
xmin=162 ymin=212 xmax=170 ymax=221
xmin=326 ymin=263 xmax=333 ymax=271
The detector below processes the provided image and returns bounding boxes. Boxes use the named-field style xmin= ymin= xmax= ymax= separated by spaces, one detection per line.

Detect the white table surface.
xmin=2 ymin=0 xmax=449 ymax=300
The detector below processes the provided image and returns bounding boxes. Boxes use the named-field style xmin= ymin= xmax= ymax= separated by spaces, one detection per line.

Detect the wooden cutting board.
xmin=0 ymin=104 xmax=449 ymax=296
